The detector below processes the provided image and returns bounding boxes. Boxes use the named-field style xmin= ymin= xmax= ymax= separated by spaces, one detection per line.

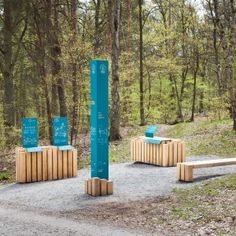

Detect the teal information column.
xmin=90 ymin=59 xmax=109 ymax=180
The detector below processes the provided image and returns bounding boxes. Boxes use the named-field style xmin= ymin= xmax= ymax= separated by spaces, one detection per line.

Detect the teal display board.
xmin=22 ymin=118 xmax=38 ymax=148
xmin=52 ymin=117 xmax=69 ymax=146
xmin=90 ymin=59 xmax=109 ymax=179
xmin=145 ymin=125 xmax=158 ymax=138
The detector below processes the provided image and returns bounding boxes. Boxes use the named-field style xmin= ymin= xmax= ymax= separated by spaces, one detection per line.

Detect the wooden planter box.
xmin=131 ymin=136 xmax=186 ymax=167
xmin=16 ymin=146 xmax=77 ymax=183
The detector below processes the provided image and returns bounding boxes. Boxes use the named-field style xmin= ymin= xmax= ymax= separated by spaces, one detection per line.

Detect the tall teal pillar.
xmin=90 ymin=59 xmax=109 ymax=179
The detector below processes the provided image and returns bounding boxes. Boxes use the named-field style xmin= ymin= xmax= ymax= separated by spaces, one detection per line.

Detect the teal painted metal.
xmin=52 ymin=117 xmax=69 ymax=146
xmin=25 ymin=147 xmax=43 ymax=153
xmin=145 ymin=138 xmax=161 ymax=144
xmin=22 ymin=118 xmax=39 ymax=148
xmin=145 ymin=125 xmax=158 ymax=138
xmin=90 ymin=59 xmax=109 ymax=179
xmin=58 ymin=145 xmax=74 ymax=151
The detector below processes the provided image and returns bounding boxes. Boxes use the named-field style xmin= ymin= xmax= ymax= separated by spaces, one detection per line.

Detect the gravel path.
xmin=0 ymin=155 xmax=235 ymax=235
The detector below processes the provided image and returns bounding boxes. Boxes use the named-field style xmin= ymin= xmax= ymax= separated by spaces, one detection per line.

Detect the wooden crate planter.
xmin=85 ymin=178 xmax=113 ymax=197
xmin=16 ymin=146 xmax=77 ymax=183
xmin=131 ymin=136 xmax=186 ymax=167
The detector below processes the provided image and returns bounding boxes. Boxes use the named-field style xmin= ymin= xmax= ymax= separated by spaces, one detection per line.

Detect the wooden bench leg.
xmin=177 ymin=163 xmax=181 ymax=180
xmin=184 ymin=166 xmax=193 ymax=182
xmin=180 ymin=164 xmax=185 ymax=181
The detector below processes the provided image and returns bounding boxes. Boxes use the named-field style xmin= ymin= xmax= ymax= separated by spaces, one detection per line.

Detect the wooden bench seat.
xmin=177 ymin=158 xmax=236 ymax=182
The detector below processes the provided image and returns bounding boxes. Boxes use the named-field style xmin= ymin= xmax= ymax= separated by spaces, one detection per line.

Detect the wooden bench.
xmin=177 ymin=158 xmax=236 ymax=182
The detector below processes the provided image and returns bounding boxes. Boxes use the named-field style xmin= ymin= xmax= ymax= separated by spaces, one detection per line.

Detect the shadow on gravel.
xmin=127 ymin=162 xmax=175 ymax=169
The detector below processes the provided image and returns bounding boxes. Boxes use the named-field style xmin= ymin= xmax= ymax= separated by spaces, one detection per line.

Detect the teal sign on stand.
xmin=145 ymin=125 xmax=158 ymax=138
xmin=22 ymin=118 xmax=42 ymax=152
xmin=52 ymin=117 xmax=68 ymax=144
xmin=90 ymin=59 xmax=109 ymax=179
xmin=52 ymin=117 xmax=74 ymax=150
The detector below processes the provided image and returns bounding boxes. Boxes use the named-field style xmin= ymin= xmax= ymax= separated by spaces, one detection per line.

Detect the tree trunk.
xmin=94 ymin=0 xmax=101 ymax=55
xmin=138 ymin=0 xmax=145 ymax=126
xmin=3 ymin=0 xmax=15 ymax=126
xmin=110 ymin=0 xmax=121 ymax=141
xmin=190 ymin=53 xmax=199 ymax=122
xmin=47 ymin=0 xmax=67 ymax=117
xmin=70 ymin=0 xmax=79 ymax=145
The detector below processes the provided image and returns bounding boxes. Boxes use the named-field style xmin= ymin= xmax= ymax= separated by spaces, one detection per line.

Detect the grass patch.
xmin=171 ymin=174 xmax=236 ymax=223
xmin=0 ymin=170 xmax=13 ymax=182
xmin=166 ymin=118 xmax=236 ymax=156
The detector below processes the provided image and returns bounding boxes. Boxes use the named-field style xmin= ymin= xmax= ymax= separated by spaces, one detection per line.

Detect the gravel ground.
xmin=0 ymin=155 xmax=235 ymax=235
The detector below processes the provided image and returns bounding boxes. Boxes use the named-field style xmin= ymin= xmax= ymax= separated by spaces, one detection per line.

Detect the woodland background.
xmin=0 ymin=0 xmax=236 ymax=150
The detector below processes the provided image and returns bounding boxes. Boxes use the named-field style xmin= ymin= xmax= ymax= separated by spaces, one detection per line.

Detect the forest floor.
xmin=0 ymin=117 xmax=236 ymax=235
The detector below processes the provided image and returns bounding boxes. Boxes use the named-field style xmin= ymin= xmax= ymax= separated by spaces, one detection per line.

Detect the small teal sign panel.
xmin=22 ymin=118 xmax=38 ymax=148
xmin=53 ymin=117 xmax=69 ymax=146
xmin=90 ymin=60 xmax=109 ymax=179
xmin=145 ymin=125 xmax=158 ymax=138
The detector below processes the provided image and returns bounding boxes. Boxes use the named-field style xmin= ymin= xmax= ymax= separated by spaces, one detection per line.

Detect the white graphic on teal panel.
xmin=98 ymin=128 xmax=108 ymax=137
xmin=98 ymin=112 xmax=104 ymax=119
xmin=100 ymin=64 xmax=106 ymax=74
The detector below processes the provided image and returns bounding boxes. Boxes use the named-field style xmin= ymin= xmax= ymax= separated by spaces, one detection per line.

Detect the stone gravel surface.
xmin=0 ymin=155 xmax=235 ymax=235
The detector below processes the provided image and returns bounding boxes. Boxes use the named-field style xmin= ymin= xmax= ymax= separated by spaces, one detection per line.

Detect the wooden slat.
xmin=100 ymin=179 xmax=108 ymax=196
xmin=62 ymin=151 xmax=68 ymax=178
xmin=156 ymin=144 xmax=159 ymax=165
xmin=144 ymin=142 xmax=147 ymax=163
xmin=130 ymin=139 xmax=134 ymax=161
xmin=138 ymin=139 xmax=142 ymax=162
xmin=153 ymin=143 xmax=156 ymax=165
xmin=173 ymin=141 xmax=178 ymax=166
xmin=162 ymin=144 xmax=169 ymax=167
xmin=182 ymin=142 xmax=186 ymax=162
xmin=58 ymin=150 xmax=63 ymax=179
xmin=15 ymin=148 xmax=21 ymax=182
xmin=31 ymin=152 xmax=37 ymax=182
xmin=168 ymin=142 xmax=174 ymax=166
xmin=177 ymin=142 xmax=182 ymax=163
xmin=42 ymin=149 xmax=48 ymax=181
xmin=147 ymin=143 xmax=150 ymax=163
xmin=184 ymin=158 xmax=236 ymax=168
xmin=52 ymin=147 xmax=58 ymax=180
xmin=87 ymin=179 xmax=92 ymax=195
xmin=26 ymin=152 xmax=32 ymax=183
xmin=176 ymin=163 xmax=181 ymax=180
xmin=184 ymin=165 xmax=193 ymax=182
xmin=85 ymin=179 xmax=88 ymax=193
xmin=107 ymin=180 xmax=113 ymax=195
xmin=159 ymin=144 xmax=163 ymax=166
xmin=37 ymin=152 xmax=43 ymax=181
xmin=91 ymin=178 xmax=100 ymax=196
xmin=142 ymin=139 xmax=146 ymax=163
xmin=72 ymin=149 xmax=77 ymax=177
xmin=19 ymin=151 xmax=27 ymax=183
xmin=47 ymin=148 xmax=53 ymax=180
xmin=133 ymin=139 xmax=136 ymax=161
xmin=180 ymin=164 xmax=185 ymax=180
xmin=68 ymin=150 xmax=73 ymax=178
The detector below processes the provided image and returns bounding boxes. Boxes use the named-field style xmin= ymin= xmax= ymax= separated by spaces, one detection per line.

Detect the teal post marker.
xmin=90 ymin=60 xmax=109 ymax=179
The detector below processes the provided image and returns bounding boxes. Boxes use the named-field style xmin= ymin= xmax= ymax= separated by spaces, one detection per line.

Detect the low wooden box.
xmin=131 ymin=136 xmax=186 ymax=167
xmin=16 ymin=146 xmax=77 ymax=183
xmin=85 ymin=178 xmax=113 ymax=197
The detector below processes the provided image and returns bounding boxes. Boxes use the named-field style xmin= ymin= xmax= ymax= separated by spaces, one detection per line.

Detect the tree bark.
xmin=3 ymin=0 xmax=15 ymax=126
xmin=94 ymin=0 xmax=101 ymax=55
xmin=110 ymin=0 xmax=121 ymax=141
xmin=139 ymin=0 xmax=145 ymax=126
xmin=70 ymin=0 xmax=79 ymax=145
